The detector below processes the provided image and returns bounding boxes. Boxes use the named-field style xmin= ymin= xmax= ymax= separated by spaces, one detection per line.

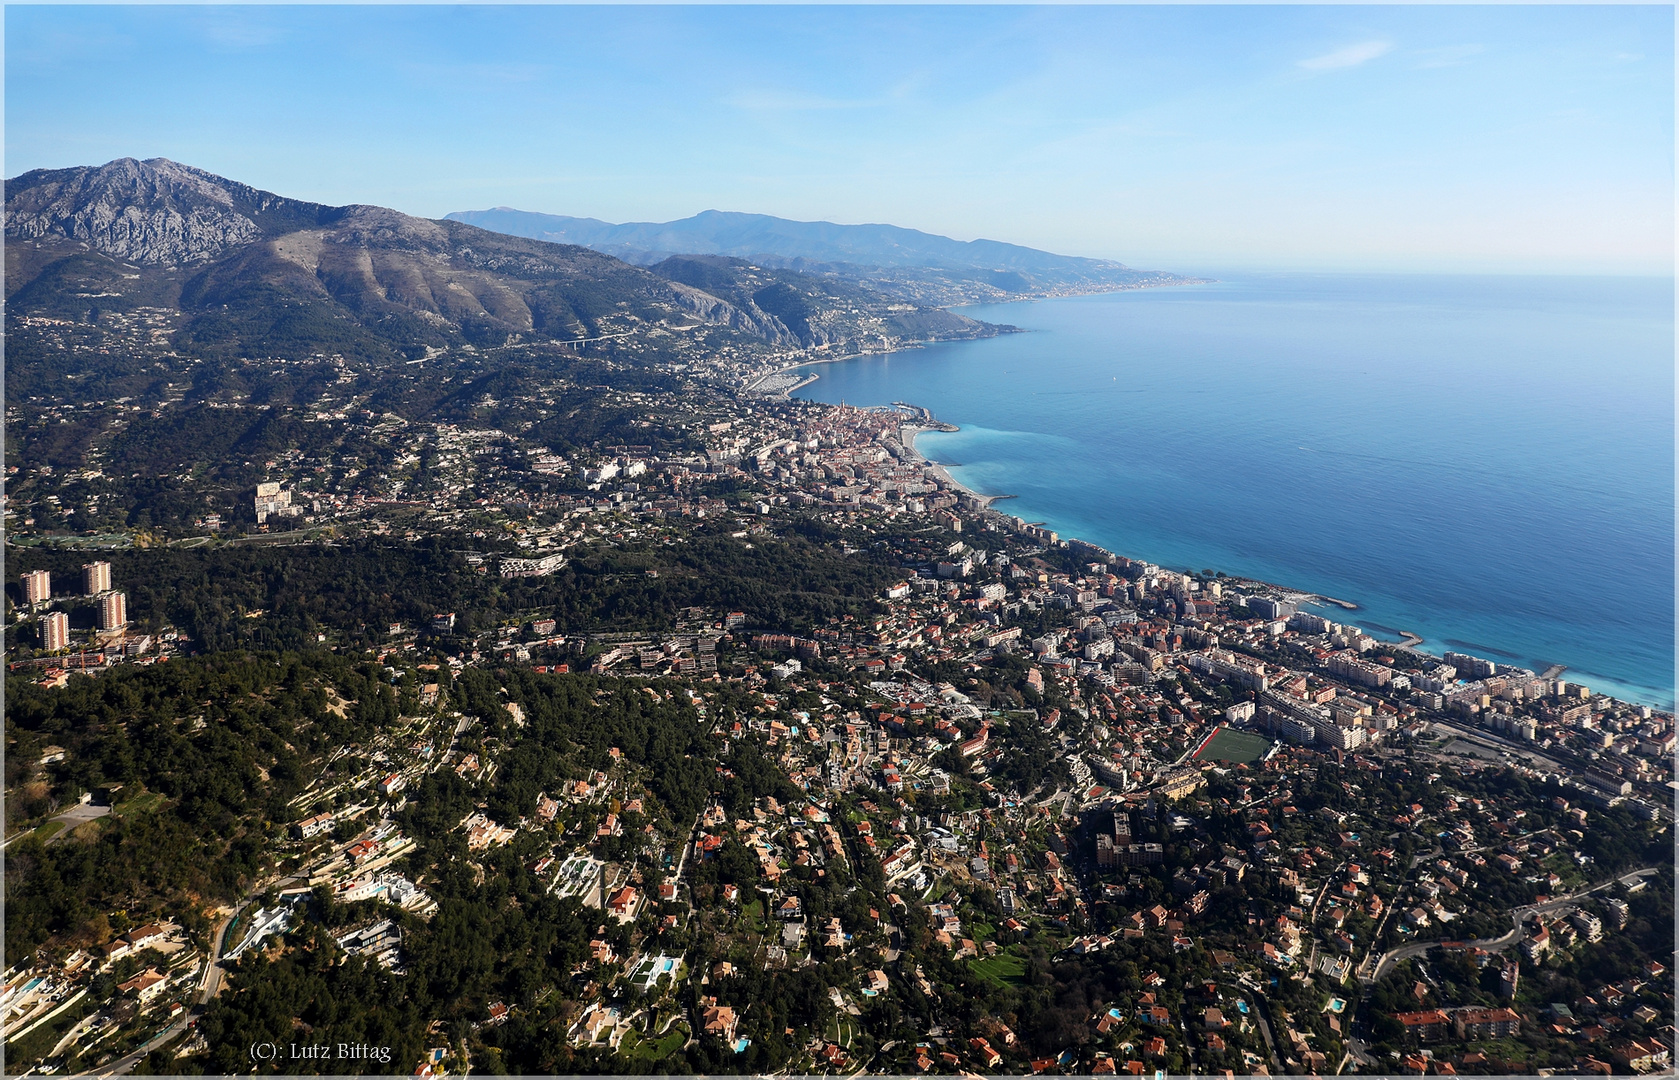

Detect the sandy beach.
xmin=899 ymin=422 xmax=1016 ymax=510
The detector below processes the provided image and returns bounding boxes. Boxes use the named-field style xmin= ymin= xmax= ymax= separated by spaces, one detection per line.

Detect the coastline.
xmin=757 ymin=355 xmax=1020 ymax=511
xmin=901 ymin=417 xmax=1363 ymax=609
xmin=902 ymin=417 xmax=1450 ymax=655
xmin=845 ymin=393 xmax=1667 ymax=707
xmin=744 ymin=354 xmax=860 ymax=396
xmin=745 ymin=331 xmax=1022 ymax=397
xmin=900 ymin=423 xmax=1015 ymax=510
xmin=747 ymin=280 xmax=1212 ymax=396
xmin=897 ymin=407 xmax=1622 ymax=700
xmin=787 ymin=280 xmax=1672 ymax=710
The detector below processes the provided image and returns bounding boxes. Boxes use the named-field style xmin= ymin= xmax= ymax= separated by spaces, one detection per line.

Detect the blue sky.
xmin=6 ymin=5 xmax=1673 ymax=274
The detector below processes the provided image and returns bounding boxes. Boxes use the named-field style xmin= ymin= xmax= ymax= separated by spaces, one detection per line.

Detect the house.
xmin=117 ymin=968 xmax=169 ymax=1003
xmin=464 ymin=814 xmax=515 ymax=851
xmin=576 ymin=1003 xmax=621 ymax=1045
xmin=969 ymin=1038 xmax=1004 ymax=1068
xmin=607 ymin=885 xmax=639 ymax=922
xmin=126 ymin=924 xmax=169 ymax=951
xmin=379 ymin=773 xmax=405 ymax=797
xmin=700 ymin=998 xmax=739 ymax=1043
xmin=293 ymin=812 xmax=335 ymax=839
xmin=1609 ymin=1040 xmax=1671 ymax=1074
xmin=821 ymin=916 xmax=846 ymax=950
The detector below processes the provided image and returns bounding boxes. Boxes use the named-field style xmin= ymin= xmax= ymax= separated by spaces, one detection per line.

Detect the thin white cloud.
xmin=1298 ymin=41 xmax=1393 ymax=72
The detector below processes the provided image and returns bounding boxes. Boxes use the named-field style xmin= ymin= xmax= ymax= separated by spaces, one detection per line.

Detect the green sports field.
xmin=1195 ymin=726 xmax=1273 ymax=764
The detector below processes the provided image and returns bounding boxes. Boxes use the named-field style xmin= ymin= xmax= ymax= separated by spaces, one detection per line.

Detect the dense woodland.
xmin=6 ymin=653 xmax=393 ymax=958
xmin=7 ymin=528 xmax=900 ymax=654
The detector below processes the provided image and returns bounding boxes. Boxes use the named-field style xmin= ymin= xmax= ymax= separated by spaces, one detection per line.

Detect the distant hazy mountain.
xmin=644 ymin=253 xmax=994 ymax=351
xmin=446 ymin=207 xmax=1193 ymax=305
xmin=5 ymin=159 xmax=1005 ymax=364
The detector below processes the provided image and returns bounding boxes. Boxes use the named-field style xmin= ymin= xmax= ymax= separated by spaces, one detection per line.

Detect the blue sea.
xmin=796 ymin=273 xmax=1675 ymax=709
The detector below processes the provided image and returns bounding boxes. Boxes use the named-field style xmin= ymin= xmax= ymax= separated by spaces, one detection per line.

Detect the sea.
xmin=795 ymin=272 xmax=1676 ymax=710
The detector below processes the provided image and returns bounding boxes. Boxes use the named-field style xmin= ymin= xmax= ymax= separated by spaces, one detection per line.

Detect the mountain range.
xmin=3 ymin=158 xmax=1007 ymax=368
xmin=446 ymin=207 xmax=1192 ymax=305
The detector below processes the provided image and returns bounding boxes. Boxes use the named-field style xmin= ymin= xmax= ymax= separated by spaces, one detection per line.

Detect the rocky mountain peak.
xmin=5 ymin=156 xmax=338 ymax=267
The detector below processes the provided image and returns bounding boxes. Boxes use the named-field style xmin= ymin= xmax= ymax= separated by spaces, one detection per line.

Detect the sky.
xmin=5 ymin=5 xmax=1674 ymax=274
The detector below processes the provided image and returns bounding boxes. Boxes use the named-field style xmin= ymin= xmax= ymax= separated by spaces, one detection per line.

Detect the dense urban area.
xmin=4 ymin=159 xmax=1674 ymax=1078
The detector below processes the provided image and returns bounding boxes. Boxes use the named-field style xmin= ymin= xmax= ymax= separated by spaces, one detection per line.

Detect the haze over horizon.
xmin=6 ymin=5 xmax=1672 ymax=276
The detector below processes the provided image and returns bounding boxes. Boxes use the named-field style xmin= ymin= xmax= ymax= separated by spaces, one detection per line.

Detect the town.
xmin=5 ymin=377 xmax=1674 ymax=1077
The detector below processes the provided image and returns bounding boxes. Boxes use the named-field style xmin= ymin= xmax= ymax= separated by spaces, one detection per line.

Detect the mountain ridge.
xmin=5 ymin=158 xmax=1008 ymax=366
xmin=446 ymin=206 xmax=1196 ymax=305
xmin=446 ymin=206 xmax=1131 ymax=272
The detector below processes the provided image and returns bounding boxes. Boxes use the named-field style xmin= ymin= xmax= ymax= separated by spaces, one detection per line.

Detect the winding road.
xmin=90 ymin=875 xmax=304 ymax=1076
xmin=1366 ymin=864 xmax=1661 ymax=982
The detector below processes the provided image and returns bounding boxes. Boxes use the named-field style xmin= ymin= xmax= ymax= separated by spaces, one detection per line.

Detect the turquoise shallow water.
xmin=796 ymin=273 xmax=1675 ymax=709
